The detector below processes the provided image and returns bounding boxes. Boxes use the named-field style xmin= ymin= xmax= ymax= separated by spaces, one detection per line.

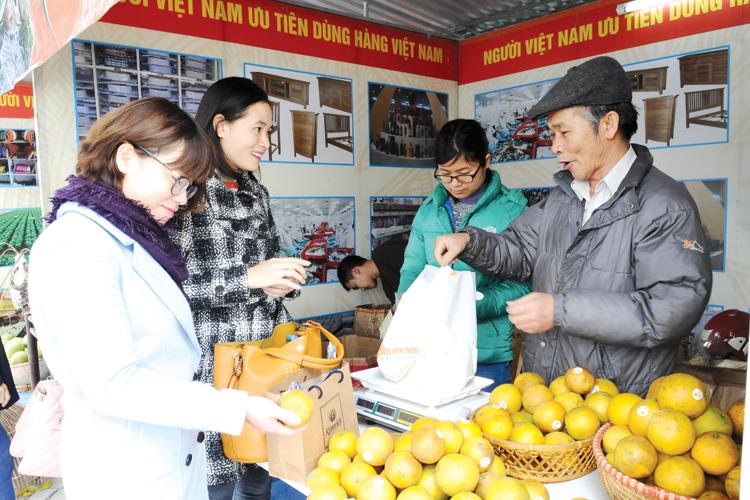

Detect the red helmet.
xmin=702 ymin=309 xmax=749 ymax=361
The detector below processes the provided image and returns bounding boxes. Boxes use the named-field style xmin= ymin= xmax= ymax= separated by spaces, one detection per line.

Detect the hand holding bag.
xmin=213 ymin=321 xmax=344 ymax=463
xmin=9 ymin=379 xmax=63 ymax=477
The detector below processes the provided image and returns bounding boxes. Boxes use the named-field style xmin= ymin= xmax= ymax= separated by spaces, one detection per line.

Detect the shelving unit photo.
xmin=72 ymin=40 xmax=221 ymax=140
xmin=370 ymin=196 xmax=425 ymax=250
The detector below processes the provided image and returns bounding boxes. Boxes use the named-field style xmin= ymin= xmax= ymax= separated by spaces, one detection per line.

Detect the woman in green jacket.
xmin=397 ymin=119 xmax=531 ymax=390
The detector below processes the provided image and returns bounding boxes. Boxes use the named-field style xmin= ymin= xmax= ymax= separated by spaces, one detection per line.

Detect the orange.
xmin=544 ymin=431 xmax=574 ymax=445
xmin=485 ymin=476 xmax=531 ymax=500
xmin=513 ymin=372 xmax=545 ymax=394
xmin=436 ymin=421 xmax=464 ymax=454
xmin=452 ymin=493 xmax=481 ymax=500
xmin=521 ymin=384 xmax=554 ymax=413
xmin=564 ymin=406 xmax=600 ymax=440
xmin=656 ymin=373 xmax=709 ymax=418
xmin=482 ymin=412 xmax=514 ymax=441
xmin=555 ymin=392 xmax=584 ymax=412
xmin=549 ymin=376 xmax=570 ymax=396
xmin=690 ymin=432 xmax=739 ymax=475
xmin=727 ymin=399 xmax=744 ymax=438
xmin=607 ymin=393 xmax=642 ymax=426
xmin=384 ymin=451 xmax=422 ymax=489
xmin=357 ymin=475 xmax=397 ymax=500
xmin=532 ymin=400 xmax=566 ymax=433
xmin=489 ymin=384 xmax=523 ymax=413
xmin=520 ymin=479 xmax=549 ymax=500
xmin=564 ymin=366 xmax=595 ymax=394
xmin=474 ymin=470 xmax=504 ymax=498
xmin=646 ymin=409 xmax=696 ymax=456
xmin=724 ymin=465 xmax=740 ymax=500
xmin=357 ymin=427 xmax=395 ymax=466
xmin=318 ymin=450 xmax=351 ymax=475
xmin=278 ymin=389 xmax=314 ymax=427
xmin=455 ymin=419 xmax=483 ymax=441
xmin=602 ymin=424 xmax=632 ymax=455
xmin=627 ymin=399 xmax=660 ymax=437
xmin=396 ymin=486 xmax=433 ymax=500
xmin=697 ymin=492 xmax=731 ymax=499
xmin=693 ymin=407 xmax=733 ymax=437
xmin=434 ymin=453 xmax=480 ymax=496
xmin=460 ymin=436 xmax=495 ymax=472
xmin=590 ymin=378 xmax=620 ymax=397
xmin=329 ymin=430 xmax=358 ymax=458
xmin=613 ymin=435 xmax=658 ymax=479
xmin=416 ymin=465 xmax=446 ymax=500
xmin=395 ymin=433 xmax=413 ymax=452
xmin=307 ymin=467 xmax=340 ymax=489
xmin=511 ymin=410 xmax=534 ymax=425
xmin=308 ymin=483 xmax=347 ymax=500
xmin=653 ymin=456 xmax=705 ymax=497
xmin=489 ymin=456 xmax=507 ymax=476
xmin=411 ymin=427 xmax=445 ymax=465
xmin=584 ymin=391 xmax=612 ymax=424
xmin=339 ymin=462 xmax=376 ymax=497
xmin=474 ymin=404 xmax=508 ymax=428
xmin=411 ymin=416 xmax=439 ymax=433
xmin=646 ymin=375 xmax=667 ymax=400
xmin=509 ymin=422 xmax=545 ymax=445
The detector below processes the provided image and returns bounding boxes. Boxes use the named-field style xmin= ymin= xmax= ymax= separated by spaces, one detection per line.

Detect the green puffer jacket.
xmin=397 ymin=170 xmax=531 ymax=364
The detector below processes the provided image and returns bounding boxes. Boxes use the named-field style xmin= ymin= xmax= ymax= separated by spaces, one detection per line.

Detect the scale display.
xmin=355 ymin=394 xmax=424 ymax=431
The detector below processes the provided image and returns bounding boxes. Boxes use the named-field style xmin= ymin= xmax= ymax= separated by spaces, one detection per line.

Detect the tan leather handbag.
xmin=213 ymin=321 xmax=344 ymax=463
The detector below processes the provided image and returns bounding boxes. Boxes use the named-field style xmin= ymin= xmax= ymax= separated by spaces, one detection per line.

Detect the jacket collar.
xmin=553 ymin=143 xmax=653 ymax=229
xmin=57 ymin=204 xmax=199 ymax=353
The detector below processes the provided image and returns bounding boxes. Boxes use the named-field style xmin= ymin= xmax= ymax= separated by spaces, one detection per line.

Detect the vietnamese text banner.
xmin=103 ymin=0 xmax=458 ymax=81
xmin=0 ymin=82 xmax=34 ymax=119
xmin=460 ymin=0 xmax=750 ymax=84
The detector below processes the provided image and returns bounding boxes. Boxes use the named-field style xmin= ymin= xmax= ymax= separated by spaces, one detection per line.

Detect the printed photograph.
xmin=370 ymin=196 xmax=425 ymax=251
xmin=682 ymin=178 xmax=727 ymax=272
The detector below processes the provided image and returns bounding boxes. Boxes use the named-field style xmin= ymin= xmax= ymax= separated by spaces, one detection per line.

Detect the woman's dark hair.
xmin=194 ymin=77 xmax=270 ymax=180
xmin=77 ymin=97 xmax=213 ymax=211
xmin=435 ymin=119 xmax=489 ymax=167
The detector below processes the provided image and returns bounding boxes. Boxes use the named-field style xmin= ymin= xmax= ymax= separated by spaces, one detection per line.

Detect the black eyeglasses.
xmin=433 ymin=164 xmax=484 ymax=185
xmin=133 ymin=143 xmax=197 ymax=200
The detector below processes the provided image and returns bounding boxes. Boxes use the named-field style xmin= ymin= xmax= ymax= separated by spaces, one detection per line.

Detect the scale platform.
xmin=351 ymin=367 xmax=492 ymax=432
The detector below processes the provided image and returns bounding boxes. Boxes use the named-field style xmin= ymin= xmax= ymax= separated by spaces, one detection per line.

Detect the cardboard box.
xmin=328 ymin=335 xmax=381 ymax=388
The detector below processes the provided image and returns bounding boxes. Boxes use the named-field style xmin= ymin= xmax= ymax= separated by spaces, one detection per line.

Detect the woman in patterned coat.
xmin=171 ymin=78 xmax=309 ymax=500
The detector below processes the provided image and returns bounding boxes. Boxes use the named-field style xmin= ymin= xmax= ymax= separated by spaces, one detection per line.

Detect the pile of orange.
xmin=600 ymin=372 xmax=743 ymax=499
xmin=307 ymin=419 xmax=547 ymax=499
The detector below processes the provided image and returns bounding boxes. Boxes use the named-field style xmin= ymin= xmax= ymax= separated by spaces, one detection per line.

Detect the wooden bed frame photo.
xmin=323 ymin=113 xmax=353 ymax=153
xmin=685 ymin=87 xmax=727 ymax=129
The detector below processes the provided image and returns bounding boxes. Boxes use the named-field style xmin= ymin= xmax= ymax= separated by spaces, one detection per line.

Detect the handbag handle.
xmin=261 ymin=321 xmax=344 ymax=370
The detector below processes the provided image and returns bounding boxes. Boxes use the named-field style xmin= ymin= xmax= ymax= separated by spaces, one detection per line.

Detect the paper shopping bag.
xmin=267 ymin=363 xmax=358 ymax=483
xmin=377 ymin=266 xmax=477 ymax=400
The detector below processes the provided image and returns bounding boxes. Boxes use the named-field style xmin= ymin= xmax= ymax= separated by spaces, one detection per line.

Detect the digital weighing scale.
xmin=351 ymin=367 xmax=493 ymax=432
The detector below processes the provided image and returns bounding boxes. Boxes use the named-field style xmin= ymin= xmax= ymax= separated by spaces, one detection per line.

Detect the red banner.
xmin=459 ymin=0 xmax=750 ymax=84
xmin=102 ymin=0 xmax=458 ymax=81
xmin=0 ymin=82 xmax=34 ymax=119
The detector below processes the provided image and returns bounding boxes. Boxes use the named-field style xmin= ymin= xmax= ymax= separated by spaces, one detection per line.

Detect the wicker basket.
xmin=593 ymin=423 xmax=698 ymax=500
xmin=0 ymin=404 xmax=43 ymax=493
xmin=471 ymin=409 xmax=596 ymax=482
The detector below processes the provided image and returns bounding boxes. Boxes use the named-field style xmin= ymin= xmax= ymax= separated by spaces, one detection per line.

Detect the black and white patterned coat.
xmin=171 ymin=172 xmax=294 ymax=486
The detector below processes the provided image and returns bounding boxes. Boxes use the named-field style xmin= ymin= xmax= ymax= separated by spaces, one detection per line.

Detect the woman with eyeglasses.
xmin=170 ymin=78 xmax=309 ymax=500
xmin=27 ymin=98 xmax=303 ymax=500
xmin=397 ymin=119 xmax=531 ymax=390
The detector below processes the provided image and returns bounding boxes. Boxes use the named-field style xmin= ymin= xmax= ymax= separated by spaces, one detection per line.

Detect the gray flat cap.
xmin=528 ymin=56 xmax=632 ymax=120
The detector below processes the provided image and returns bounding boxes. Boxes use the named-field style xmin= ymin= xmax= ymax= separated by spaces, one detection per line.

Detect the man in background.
xmin=337 ymin=239 xmax=407 ymax=304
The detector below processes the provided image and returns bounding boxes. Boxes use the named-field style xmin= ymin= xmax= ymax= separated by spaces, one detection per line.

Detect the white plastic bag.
xmin=377 ymin=266 xmax=477 ymax=400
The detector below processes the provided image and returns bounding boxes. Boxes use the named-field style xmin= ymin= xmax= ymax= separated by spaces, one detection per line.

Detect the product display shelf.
xmin=72 ymin=40 xmax=220 ymax=139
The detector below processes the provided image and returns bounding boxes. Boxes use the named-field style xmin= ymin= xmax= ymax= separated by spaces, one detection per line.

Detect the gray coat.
xmin=460 ymin=145 xmax=712 ymax=394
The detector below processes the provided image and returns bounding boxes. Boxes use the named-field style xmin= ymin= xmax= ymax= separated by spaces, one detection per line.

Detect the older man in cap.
xmin=434 ymin=56 xmax=712 ymax=394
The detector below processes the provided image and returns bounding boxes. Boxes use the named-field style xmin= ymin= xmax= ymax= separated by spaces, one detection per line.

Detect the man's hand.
xmin=433 ymin=233 xmax=470 ymax=266
xmin=506 ymin=292 xmax=554 ymax=333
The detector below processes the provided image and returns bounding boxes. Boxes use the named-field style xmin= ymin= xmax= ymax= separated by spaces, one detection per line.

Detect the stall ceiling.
xmin=278 ymin=0 xmax=598 ymax=40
